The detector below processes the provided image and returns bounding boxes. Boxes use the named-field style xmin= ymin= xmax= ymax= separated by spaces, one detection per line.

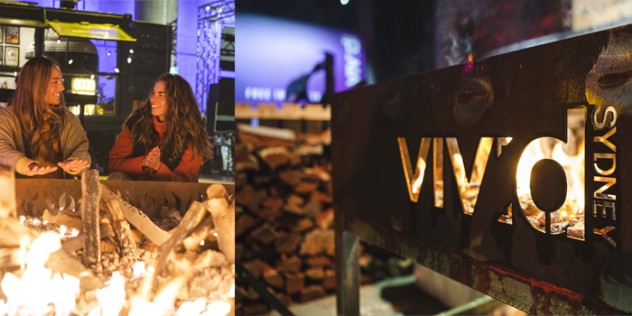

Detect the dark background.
xmin=236 ymin=0 xmax=569 ymax=84
xmin=236 ymin=0 xmax=436 ymax=83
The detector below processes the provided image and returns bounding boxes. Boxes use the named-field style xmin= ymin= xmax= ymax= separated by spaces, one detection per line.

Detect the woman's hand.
xmin=58 ymin=158 xmax=90 ymax=175
xmin=25 ymin=163 xmax=58 ymax=176
xmin=142 ymin=147 xmax=162 ymax=172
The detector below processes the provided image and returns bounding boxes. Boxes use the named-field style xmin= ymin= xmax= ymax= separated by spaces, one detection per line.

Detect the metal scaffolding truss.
xmin=196 ymin=0 xmax=235 ymax=113
xmin=221 ymin=28 xmax=235 ymax=58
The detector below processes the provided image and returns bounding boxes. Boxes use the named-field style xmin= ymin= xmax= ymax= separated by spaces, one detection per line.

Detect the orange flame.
xmin=0 ymin=227 xmax=234 ymax=315
xmin=516 ymin=108 xmax=585 ymax=238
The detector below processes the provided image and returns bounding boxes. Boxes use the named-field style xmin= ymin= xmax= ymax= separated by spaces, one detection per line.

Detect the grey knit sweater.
xmin=0 ymin=105 xmax=91 ymax=176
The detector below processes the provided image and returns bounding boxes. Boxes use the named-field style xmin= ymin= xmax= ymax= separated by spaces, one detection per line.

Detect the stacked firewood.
xmin=0 ymin=167 xmax=235 ymax=315
xmin=235 ymin=124 xmax=412 ymax=315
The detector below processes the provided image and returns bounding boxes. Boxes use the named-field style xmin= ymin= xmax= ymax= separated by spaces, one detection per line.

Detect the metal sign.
xmin=70 ymin=77 xmax=96 ymax=95
xmin=47 ymin=20 xmax=136 ymax=42
xmin=332 ymin=24 xmax=632 ymax=314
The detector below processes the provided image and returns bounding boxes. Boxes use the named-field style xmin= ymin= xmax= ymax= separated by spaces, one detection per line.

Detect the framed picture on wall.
xmin=0 ymin=26 xmax=3 ymax=44
xmin=5 ymin=46 xmax=18 ymax=67
xmin=5 ymin=26 xmax=19 ymax=45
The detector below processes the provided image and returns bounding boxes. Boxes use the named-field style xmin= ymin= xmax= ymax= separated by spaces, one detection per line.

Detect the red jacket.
xmin=109 ymin=116 xmax=202 ymax=182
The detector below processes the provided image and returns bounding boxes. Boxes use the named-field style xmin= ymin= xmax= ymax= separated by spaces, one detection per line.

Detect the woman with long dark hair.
xmin=0 ymin=56 xmax=90 ymax=177
xmin=109 ymin=73 xmax=212 ymax=182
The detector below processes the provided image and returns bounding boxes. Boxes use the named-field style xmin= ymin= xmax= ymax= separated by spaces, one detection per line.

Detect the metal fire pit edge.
xmin=15 ymin=179 xmax=235 ymax=218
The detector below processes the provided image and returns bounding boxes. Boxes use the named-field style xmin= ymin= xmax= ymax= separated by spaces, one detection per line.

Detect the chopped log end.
xmin=322 ymin=269 xmax=336 ymax=290
xmin=276 ymin=255 xmax=301 ymax=274
xmin=299 ymin=285 xmax=325 ymax=302
xmin=284 ymin=272 xmax=305 ymax=295
xmin=262 ymin=266 xmax=284 ymax=290
xmin=206 ymin=183 xmax=229 ymax=200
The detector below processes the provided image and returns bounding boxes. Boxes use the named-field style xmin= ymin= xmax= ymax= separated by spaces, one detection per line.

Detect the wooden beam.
xmin=0 ymin=165 xmax=16 ymax=218
xmin=81 ymin=169 xmax=101 ymax=266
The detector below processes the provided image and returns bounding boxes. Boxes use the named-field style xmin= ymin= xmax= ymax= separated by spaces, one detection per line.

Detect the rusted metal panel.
xmin=345 ymin=213 xmax=615 ymax=314
xmin=15 ymin=179 xmax=234 ymax=218
xmin=332 ymin=24 xmax=632 ymax=314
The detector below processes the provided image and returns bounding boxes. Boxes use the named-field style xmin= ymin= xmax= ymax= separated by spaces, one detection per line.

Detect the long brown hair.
xmin=11 ymin=56 xmax=65 ymax=160
xmin=126 ymin=73 xmax=212 ymax=161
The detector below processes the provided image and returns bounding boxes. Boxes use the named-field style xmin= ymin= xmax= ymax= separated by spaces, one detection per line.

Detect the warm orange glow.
xmin=516 ymin=108 xmax=585 ymax=239
xmin=93 ymin=272 xmax=126 ymax=316
xmin=412 ymin=159 xmax=427 ymax=195
xmin=447 ymin=137 xmax=493 ymax=215
xmin=132 ymin=261 xmax=147 ymax=280
xmin=0 ymin=232 xmax=80 ymax=316
xmin=0 ymin=225 xmax=234 ymax=316
xmin=398 ymin=137 xmax=431 ymax=202
xmin=433 ymin=138 xmax=444 ymax=208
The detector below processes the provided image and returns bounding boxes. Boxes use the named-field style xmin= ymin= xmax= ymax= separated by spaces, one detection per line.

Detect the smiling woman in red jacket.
xmin=108 ymin=73 xmax=212 ymax=182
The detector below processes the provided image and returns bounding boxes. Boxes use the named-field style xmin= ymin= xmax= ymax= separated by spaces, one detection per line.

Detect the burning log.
xmin=205 ymin=184 xmax=235 ymax=263
xmin=134 ymin=186 xmax=236 ymax=312
xmin=47 ymin=249 xmax=104 ymax=291
xmin=61 ymin=234 xmax=84 ymax=252
xmin=155 ymin=200 xmax=207 ymax=280
xmin=102 ymin=193 xmax=138 ymax=263
xmin=43 ymin=208 xmax=82 ymax=233
xmin=100 ymin=184 xmax=171 ymax=246
xmin=81 ymin=169 xmax=101 ymax=266
xmin=182 ymin=216 xmax=213 ymax=252
xmin=147 ymin=184 xmax=236 ymax=305
xmin=0 ymin=177 xmax=104 ymax=293
xmin=188 ymin=251 xmax=233 ymax=298
xmin=0 ymin=170 xmax=235 ymax=315
xmin=0 ymin=217 xmax=37 ymax=248
xmin=0 ymin=218 xmax=103 ymax=291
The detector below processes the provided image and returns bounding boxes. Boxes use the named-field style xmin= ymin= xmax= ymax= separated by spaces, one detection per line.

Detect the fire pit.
xmin=0 ymin=169 xmax=235 ymax=315
xmin=332 ymin=23 xmax=632 ymax=314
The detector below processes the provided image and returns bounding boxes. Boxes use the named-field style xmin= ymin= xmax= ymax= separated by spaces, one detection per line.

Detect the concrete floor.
xmin=269 ymin=275 xmax=448 ymax=316
xmin=267 ymin=274 xmax=526 ymax=316
xmin=199 ymin=174 xmax=234 ymax=185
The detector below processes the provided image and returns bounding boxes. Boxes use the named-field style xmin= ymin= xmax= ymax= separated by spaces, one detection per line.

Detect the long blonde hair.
xmin=11 ymin=56 xmax=65 ymax=160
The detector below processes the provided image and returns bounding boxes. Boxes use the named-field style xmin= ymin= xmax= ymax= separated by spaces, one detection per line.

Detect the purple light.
xmin=236 ymin=14 xmax=365 ymax=104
